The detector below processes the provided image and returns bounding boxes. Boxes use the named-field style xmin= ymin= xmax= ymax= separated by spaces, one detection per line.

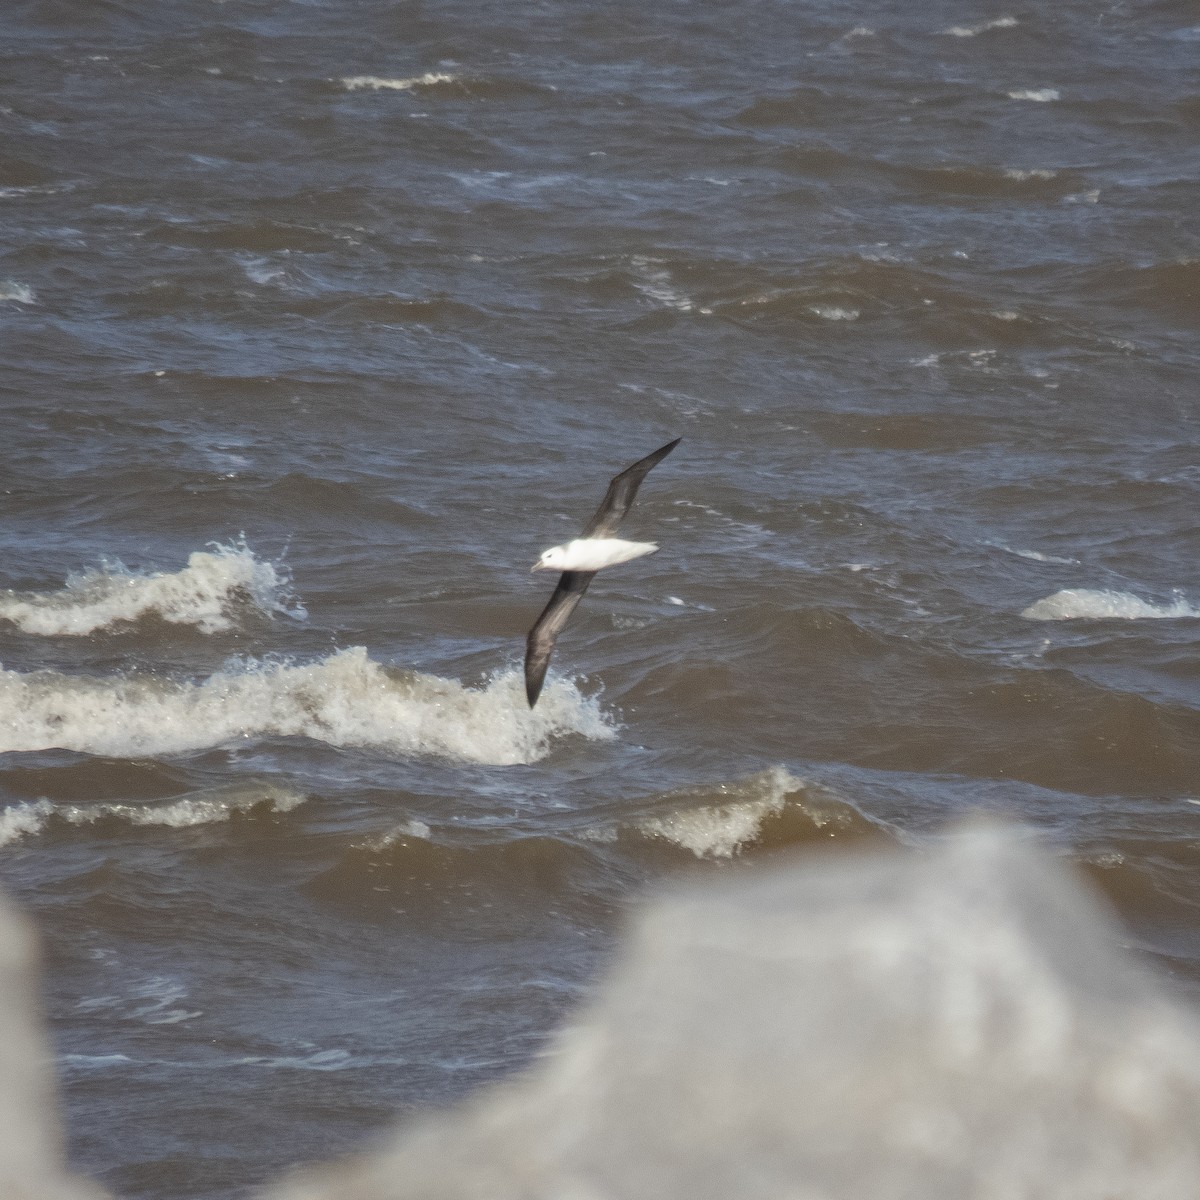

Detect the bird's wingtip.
xmin=524 ymin=665 xmax=543 ymax=708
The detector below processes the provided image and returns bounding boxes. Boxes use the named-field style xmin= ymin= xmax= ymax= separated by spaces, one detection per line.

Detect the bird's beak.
xmin=530 ymin=562 xmax=545 ymax=572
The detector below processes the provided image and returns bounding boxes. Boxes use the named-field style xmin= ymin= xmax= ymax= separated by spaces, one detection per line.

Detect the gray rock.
xmin=266 ymin=824 xmax=1200 ymax=1200
xmin=0 ymin=890 xmax=108 ymax=1200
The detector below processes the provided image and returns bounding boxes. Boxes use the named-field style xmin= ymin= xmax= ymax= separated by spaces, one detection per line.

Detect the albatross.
xmin=524 ymin=437 xmax=681 ymax=708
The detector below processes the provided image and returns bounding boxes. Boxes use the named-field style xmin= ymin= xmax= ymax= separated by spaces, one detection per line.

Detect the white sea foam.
xmin=239 ymin=255 xmax=290 ymax=287
xmin=808 ymin=305 xmax=860 ymax=321
xmin=59 ymin=1054 xmax=134 ymax=1071
xmin=632 ymin=767 xmax=807 ymax=859
xmin=76 ymin=975 xmax=201 ymax=1025
xmin=0 ymin=543 xmax=303 ymax=636
xmin=1002 ymin=168 xmax=1056 ymax=181
xmin=990 ymin=542 xmax=1078 ymax=565
xmin=0 ymin=648 xmax=614 ymax=764
xmin=1022 ymin=589 xmax=1200 ymax=621
xmin=0 ymin=784 xmax=307 ymax=848
xmin=0 ymin=185 xmax=60 ymax=200
xmin=1007 ymin=88 xmax=1060 ymax=102
xmin=361 ymin=818 xmax=432 ymax=852
xmin=0 ymin=281 xmax=35 ymax=303
xmin=942 ymin=16 xmax=1017 ymax=36
xmin=341 ymin=72 xmax=457 ymax=91
xmin=629 ymin=257 xmax=708 ymax=314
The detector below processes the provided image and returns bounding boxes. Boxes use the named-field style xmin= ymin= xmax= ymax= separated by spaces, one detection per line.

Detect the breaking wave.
xmin=0 ymin=543 xmax=304 ymax=636
xmin=0 ymin=784 xmax=307 ymax=848
xmin=940 ymin=16 xmax=1017 ymax=37
xmin=0 ymin=281 xmax=36 ymax=304
xmin=1007 ymin=88 xmax=1060 ymax=102
xmin=590 ymin=767 xmax=884 ymax=859
xmin=0 ymin=648 xmax=614 ymax=764
xmin=1022 ymin=589 xmax=1200 ymax=621
xmin=340 ymin=72 xmax=458 ymax=91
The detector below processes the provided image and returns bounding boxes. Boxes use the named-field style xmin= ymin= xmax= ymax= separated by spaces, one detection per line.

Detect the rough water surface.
xmin=0 ymin=0 xmax=1197 ymax=1196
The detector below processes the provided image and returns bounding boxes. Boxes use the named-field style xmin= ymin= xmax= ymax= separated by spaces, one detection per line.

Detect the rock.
xmin=0 ymin=891 xmax=108 ymax=1200
xmin=266 ymin=823 xmax=1200 ymax=1200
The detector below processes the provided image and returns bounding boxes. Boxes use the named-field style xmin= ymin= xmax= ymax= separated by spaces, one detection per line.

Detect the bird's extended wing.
xmin=579 ymin=437 xmax=681 ymax=539
xmin=524 ymin=570 xmax=595 ymax=707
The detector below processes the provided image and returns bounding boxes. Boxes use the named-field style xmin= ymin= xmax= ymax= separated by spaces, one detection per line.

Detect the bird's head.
xmin=532 ymin=544 xmax=568 ymax=571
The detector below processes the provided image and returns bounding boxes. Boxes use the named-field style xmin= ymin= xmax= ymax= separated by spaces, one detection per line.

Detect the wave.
xmin=591 ymin=767 xmax=885 ymax=859
xmin=0 ymin=542 xmax=303 ymax=636
xmin=360 ymin=818 xmax=432 ymax=851
xmin=300 ymin=770 xmax=892 ymax=927
xmin=0 ymin=281 xmax=35 ymax=303
xmin=1007 ymin=88 xmax=1060 ymax=102
xmin=0 ymin=648 xmax=614 ymax=764
xmin=338 ymin=72 xmax=551 ymax=100
xmin=940 ymin=16 xmax=1017 ymax=37
xmin=807 ymin=305 xmax=859 ymax=321
xmin=341 ymin=72 xmax=459 ymax=91
xmin=629 ymin=256 xmax=705 ymax=314
xmin=1103 ymin=259 xmax=1200 ymax=327
xmin=1022 ymin=589 xmax=1200 ymax=621
xmin=0 ymin=783 xmax=306 ymax=848
xmin=988 ymin=542 xmax=1078 ymax=565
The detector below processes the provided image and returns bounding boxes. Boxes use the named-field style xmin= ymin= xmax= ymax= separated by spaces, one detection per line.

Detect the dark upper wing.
xmin=579 ymin=437 xmax=681 ymax=539
xmin=524 ymin=571 xmax=595 ymax=707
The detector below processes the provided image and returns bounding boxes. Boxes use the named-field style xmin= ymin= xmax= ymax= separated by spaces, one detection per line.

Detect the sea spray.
xmin=585 ymin=767 xmax=875 ymax=859
xmin=0 ymin=785 xmax=307 ymax=848
xmin=0 ymin=649 xmax=614 ymax=764
xmin=0 ymin=542 xmax=305 ymax=636
xmin=1022 ymin=589 xmax=1200 ymax=621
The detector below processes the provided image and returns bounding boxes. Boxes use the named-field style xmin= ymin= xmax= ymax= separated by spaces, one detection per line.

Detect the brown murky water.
xmin=1 ymin=0 xmax=1198 ymax=1195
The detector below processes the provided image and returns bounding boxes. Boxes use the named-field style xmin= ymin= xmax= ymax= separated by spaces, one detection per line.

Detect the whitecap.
xmin=239 ymin=255 xmax=290 ymax=287
xmin=629 ymin=767 xmax=806 ymax=859
xmin=808 ymin=305 xmax=860 ymax=321
xmin=990 ymin=543 xmax=1078 ymax=565
xmin=0 ymin=281 xmax=35 ymax=303
xmin=1022 ymin=589 xmax=1200 ymax=621
xmin=629 ymin=257 xmax=703 ymax=314
xmin=361 ymin=818 xmax=432 ymax=851
xmin=76 ymin=976 xmax=200 ymax=1026
xmin=0 ymin=542 xmax=304 ymax=636
xmin=1007 ymin=88 xmax=1060 ymax=102
xmin=942 ymin=16 xmax=1017 ymax=36
xmin=0 ymin=785 xmax=307 ymax=848
xmin=341 ymin=72 xmax=457 ymax=91
xmin=0 ymin=800 xmax=56 ymax=847
xmin=0 ymin=648 xmax=614 ymax=764
xmin=0 ymin=186 xmax=60 ymax=200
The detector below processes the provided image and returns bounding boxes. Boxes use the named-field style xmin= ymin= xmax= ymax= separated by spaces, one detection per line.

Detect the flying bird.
xmin=524 ymin=437 xmax=681 ymax=708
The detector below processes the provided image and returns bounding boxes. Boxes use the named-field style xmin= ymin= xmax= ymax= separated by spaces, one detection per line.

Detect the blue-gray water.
xmin=1 ymin=1 xmax=1198 ymax=1195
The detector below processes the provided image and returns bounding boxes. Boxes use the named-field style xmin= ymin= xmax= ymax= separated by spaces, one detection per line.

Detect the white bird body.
xmin=534 ymin=537 xmax=659 ymax=573
xmin=524 ymin=437 xmax=681 ymax=707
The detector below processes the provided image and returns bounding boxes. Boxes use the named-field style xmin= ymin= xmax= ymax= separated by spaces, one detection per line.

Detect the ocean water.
xmin=1 ymin=0 xmax=1198 ymax=1195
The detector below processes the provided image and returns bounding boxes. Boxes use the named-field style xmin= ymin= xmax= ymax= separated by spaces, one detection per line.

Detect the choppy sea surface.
xmin=1 ymin=0 xmax=1198 ymax=1195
